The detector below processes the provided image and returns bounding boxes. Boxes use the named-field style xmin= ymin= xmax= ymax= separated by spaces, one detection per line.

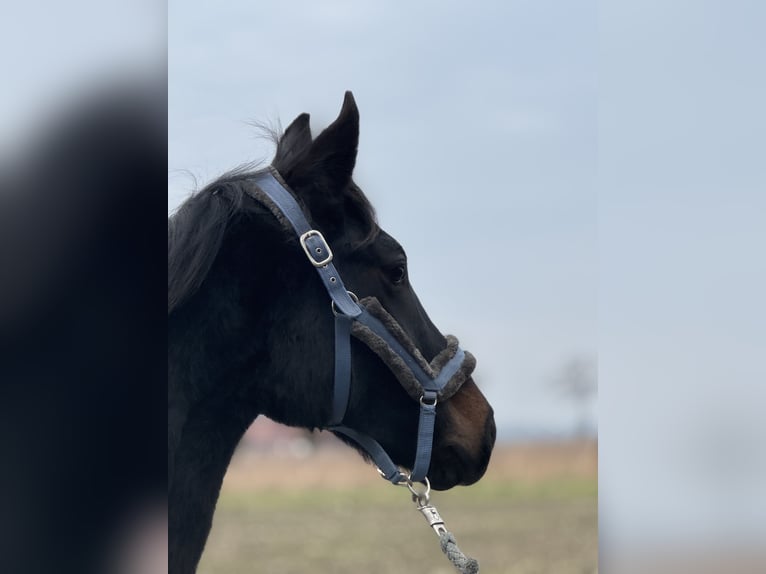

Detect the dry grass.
xmin=198 ymin=440 xmax=597 ymax=574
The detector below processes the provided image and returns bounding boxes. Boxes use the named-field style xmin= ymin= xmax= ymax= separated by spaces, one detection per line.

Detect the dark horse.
xmin=168 ymin=92 xmax=496 ymax=573
xmin=1 ymin=83 xmax=165 ymax=574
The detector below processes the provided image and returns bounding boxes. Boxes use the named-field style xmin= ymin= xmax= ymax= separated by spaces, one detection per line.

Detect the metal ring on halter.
xmin=407 ymin=477 xmax=431 ymax=505
xmin=331 ymin=291 xmax=359 ymax=316
xmin=420 ymin=394 xmax=438 ymax=407
xmin=377 ymin=466 xmax=411 ymax=486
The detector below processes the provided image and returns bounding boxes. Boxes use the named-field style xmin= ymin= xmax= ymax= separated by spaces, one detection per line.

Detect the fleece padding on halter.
xmin=351 ymin=297 xmax=476 ymax=402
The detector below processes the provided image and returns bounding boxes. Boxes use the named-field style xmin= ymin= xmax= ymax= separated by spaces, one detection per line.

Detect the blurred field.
xmin=198 ymin=440 xmax=597 ymax=574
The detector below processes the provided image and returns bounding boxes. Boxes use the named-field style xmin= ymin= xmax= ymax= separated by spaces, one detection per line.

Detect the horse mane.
xmin=168 ymin=129 xmax=379 ymax=315
xmin=167 ymin=168 xmax=250 ymax=315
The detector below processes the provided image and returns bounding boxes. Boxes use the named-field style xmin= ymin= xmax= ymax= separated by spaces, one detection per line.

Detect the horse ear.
xmin=306 ymin=91 xmax=359 ymax=189
xmin=280 ymin=92 xmax=360 ymax=233
xmin=274 ymin=113 xmax=312 ymax=170
xmin=284 ymin=92 xmax=359 ymax=194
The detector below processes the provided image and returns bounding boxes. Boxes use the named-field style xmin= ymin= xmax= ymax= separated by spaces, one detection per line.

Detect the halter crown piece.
xmin=248 ymin=168 xmax=476 ymax=484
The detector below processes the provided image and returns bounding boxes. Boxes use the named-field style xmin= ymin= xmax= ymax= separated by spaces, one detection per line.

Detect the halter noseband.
xmin=248 ymin=168 xmax=475 ymax=484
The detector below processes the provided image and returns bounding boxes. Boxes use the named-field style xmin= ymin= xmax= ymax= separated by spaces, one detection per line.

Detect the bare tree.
xmin=552 ymin=355 xmax=597 ymax=437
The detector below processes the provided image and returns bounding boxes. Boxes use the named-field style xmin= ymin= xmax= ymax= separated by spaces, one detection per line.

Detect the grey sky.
xmin=1 ymin=0 xmax=162 ymax=154
xmin=169 ymin=0 xmax=598 ymax=439
xmin=597 ymin=0 xmax=766 ymax=547
xmin=170 ymin=0 xmax=766 ymax=546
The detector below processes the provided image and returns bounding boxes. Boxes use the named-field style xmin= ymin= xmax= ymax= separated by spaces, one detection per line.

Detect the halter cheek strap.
xmin=248 ymin=168 xmax=471 ymax=484
xmin=250 ymin=169 xmax=361 ymax=317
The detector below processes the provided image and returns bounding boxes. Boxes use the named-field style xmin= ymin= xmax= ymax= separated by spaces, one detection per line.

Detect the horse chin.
xmin=428 ymin=469 xmax=465 ymax=491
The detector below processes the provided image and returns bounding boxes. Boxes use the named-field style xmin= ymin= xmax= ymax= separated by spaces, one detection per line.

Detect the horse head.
xmin=241 ymin=93 xmax=496 ymax=489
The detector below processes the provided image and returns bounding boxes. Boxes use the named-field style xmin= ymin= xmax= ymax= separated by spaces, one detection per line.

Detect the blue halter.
xmin=250 ymin=168 xmax=469 ymax=484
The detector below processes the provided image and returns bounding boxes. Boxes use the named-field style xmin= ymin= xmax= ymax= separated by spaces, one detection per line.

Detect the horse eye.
xmin=389 ymin=265 xmax=407 ymax=285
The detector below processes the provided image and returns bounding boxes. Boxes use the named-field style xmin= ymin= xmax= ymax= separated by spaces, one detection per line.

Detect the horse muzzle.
xmin=429 ymin=398 xmax=496 ymax=490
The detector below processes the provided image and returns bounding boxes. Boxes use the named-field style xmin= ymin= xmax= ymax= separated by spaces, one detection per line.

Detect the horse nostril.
xmin=479 ymin=410 xmax=497 ymax=469
xmin=485 ymin=411 xmax=497 ymax=448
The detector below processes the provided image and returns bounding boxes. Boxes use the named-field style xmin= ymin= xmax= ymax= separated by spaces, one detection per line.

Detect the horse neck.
xmin=168 ymin=317 xmax=255 ymax=573
xmin=168 ymin=220 xmax=296 ymax=574
xmin=168 ymin=214 xmax=287 ymax=459
xmin=168 ymin=308 xmax=263 ymax=573
xmin=169 ymin=393 xmax=253 ymax=574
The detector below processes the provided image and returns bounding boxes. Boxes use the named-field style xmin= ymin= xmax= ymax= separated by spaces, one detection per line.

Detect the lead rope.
xmin=401 ymin=477 xmax=480 ymax=574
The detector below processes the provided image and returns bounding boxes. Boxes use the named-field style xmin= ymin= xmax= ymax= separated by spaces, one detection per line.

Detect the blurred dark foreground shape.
xmin=0 ymin=80 xmax=166 ymax=574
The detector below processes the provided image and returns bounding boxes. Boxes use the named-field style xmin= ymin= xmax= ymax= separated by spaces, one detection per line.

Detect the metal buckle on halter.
xmin=299 ymin=229 xmax=333 ymax=267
